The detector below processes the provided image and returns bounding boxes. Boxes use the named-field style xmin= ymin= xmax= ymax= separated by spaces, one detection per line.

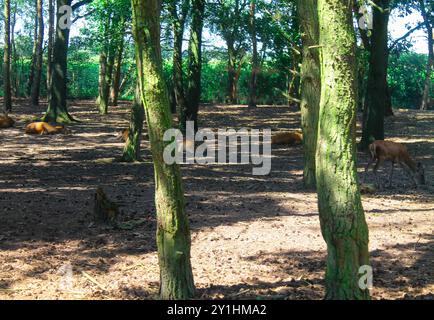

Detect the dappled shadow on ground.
xmin=0 ymin=100 xmax=433 ymax=299
xmin=197 ymin=232 xmax=433 ymax=300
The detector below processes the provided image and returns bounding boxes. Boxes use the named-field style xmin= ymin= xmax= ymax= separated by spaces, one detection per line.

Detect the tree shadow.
xmin=1 ymin=101 xmax=433 ymax=299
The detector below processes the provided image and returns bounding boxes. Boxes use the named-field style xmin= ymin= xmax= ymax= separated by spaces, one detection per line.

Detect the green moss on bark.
xmin=316 ymin=0 xmax=370 ymax=300
xmin=120 ymin=84 xmax=144 ymax=163
xmin=298 ymin=0 xmax=320 ymax=189
xmin=131 ymin=0 xmax=195 ymax=300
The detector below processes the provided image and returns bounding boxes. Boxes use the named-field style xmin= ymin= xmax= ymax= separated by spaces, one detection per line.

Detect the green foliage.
xmin=68 ymin=60 xmax=99 ymax=98
xmin=2 ymin=48 xmax=429 ymax=107
xmin=388 ymin=52 xmax=431 ymax=108
xmin=0 ymin=0 xmax=430 ymax=110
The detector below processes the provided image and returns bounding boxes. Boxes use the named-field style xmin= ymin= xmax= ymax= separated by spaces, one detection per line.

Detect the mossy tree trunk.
xmin=43 ymin=0 xmax=74 ymax=123
xmin=316 ymin=0 xmax=370 ymax=300
xmin=120 ymin=84 xmax=144 ymax=162
xmin=131 ymin=0 xmax=195 ymax=299
xmin=185 ymin=0 xmax=205 ymax=131
xmin=298 ymin=0 xmax=320 ymax=189
xmin=31 ymin=0 xmax=44 ymax=106
xmin=3 ymin=0 xmax=12 ymax=113
xmin=360 ymin=0 xmax=390 ymax=149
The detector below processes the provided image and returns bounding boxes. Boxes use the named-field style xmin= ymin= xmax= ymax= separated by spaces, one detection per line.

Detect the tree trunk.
xmin=43 ymin=0 xmax=74 ymax=123
xmin=3 ymin=0 xmax=12 ymax=113
xmin=421 ymin=41 xmax=433 ymax=111
xmin=168 ymin=0 xmax=189 ymax=133
xmin=248 ymin=0 xmax=258 ymax=108
xmin=360 ymin=0 xmax=390 ymax=149
xmin=47 ymin=0 xmax=55 ymax=100
xmin=227 ymin=42 xmax=239 ymax=104
xmin=110 ymin=36 xmax=124 ymax=106
xmin=131 ymin=0 xmax=195 ymax=299
xmin=31 ymin=0 xmax=44 ymax=106
xmin=28 ymin=0 xmax=39 ymax=97
xmin=298 ymin=0 xmax=320 ymax=189
xmin=317 ymin=0 xmax=370 ymax=300
xmin=97 ymin=52 xmax=109 ymax=114
xmin=419 ymin=0 xmax=433 ymax=110
xmin=10 ymin=2 xmax=18 ymax=98
xmin=288 ymin=6 xmax=301 ymax=105
xmin=97 ymin=13 xmax=116 ymax=115
xmin=120 ymin=84 xmax=145 ymax=162
xmin=385 ymin=82 xmax=393 ymax=116
xmin=185 ymin=0 xmax=205 ymax=131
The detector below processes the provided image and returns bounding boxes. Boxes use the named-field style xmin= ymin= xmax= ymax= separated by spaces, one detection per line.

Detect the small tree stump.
xmin=93 ymin=187 xmax=119 ymax=225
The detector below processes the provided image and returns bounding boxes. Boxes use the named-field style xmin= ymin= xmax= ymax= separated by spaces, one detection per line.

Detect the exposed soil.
xmin=0 ymin=99 xmax=433 ymax=300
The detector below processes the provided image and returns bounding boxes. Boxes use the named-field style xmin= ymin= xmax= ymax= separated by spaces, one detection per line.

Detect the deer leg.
xmin=364 ymin=157 xmax=374 ymax=183
xmin=399 ymin=162 xmax=418 ymax=188
xmin=373 ymin=158 xmax=383 ymax=188
xmin=388 ymin=162 xmax=395 ymax=188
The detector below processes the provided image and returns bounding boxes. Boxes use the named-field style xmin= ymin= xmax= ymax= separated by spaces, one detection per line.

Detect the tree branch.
xmin=388 ymin=22 xmax=424 ymax=51
xmin=72 ymin=0 xmax=93 ymax=11
xmin=72 ymin=8 xmax=95 ymax=24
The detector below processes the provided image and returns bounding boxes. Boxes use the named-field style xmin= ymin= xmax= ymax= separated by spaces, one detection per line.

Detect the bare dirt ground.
xmin=0 ymin=99 xmax=433 ymax=300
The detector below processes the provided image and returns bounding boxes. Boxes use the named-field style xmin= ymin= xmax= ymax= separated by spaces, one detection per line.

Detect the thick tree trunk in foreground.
xmin=248 ymin=0 xmax=258 ymax=108
xmin=3 ymin=0 xmax=12 ymax=113
xmin=131 ymin=0 xmax=195 ymax=299
xmin=31 ymin=0 xmax=44 ymax=106
xmin=120 ymin=84 xmax=144 ymax=162
xmin=360 ymin=0 xmax=390 ymax=149
xmin=43 ymin=0 xmax=74 ymax=123
xmin=317 ymin=0 xmax=370 ymax=300
xmin=298 ymin=0 xmax=320 ymax=189
xmin=185 ymin=0 xmax=205 ymax=131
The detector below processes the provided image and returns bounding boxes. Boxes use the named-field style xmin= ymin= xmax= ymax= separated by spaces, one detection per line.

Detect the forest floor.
xmin=0 ymin=99 xmax=433 ymax=300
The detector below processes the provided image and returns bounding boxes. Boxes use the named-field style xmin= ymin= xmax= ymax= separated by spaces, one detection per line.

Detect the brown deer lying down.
xmin=271 ymin=131 xmax=303 ymax=145
xmin=0 ymin=115 xmax=15 ymax=128
xmin=364 ymin=140 xmax=425 ymax=187
xmin=25 ymin=122 xmax=68 ymax=135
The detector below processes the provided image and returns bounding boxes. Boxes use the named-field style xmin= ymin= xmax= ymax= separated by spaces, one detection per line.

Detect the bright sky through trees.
xmin=61 ymin=9 xmax=431 ymax=54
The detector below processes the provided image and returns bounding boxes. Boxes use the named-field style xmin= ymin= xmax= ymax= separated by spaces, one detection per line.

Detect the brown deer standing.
xmin=364 ymin=140 xmax=425 ymax=188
